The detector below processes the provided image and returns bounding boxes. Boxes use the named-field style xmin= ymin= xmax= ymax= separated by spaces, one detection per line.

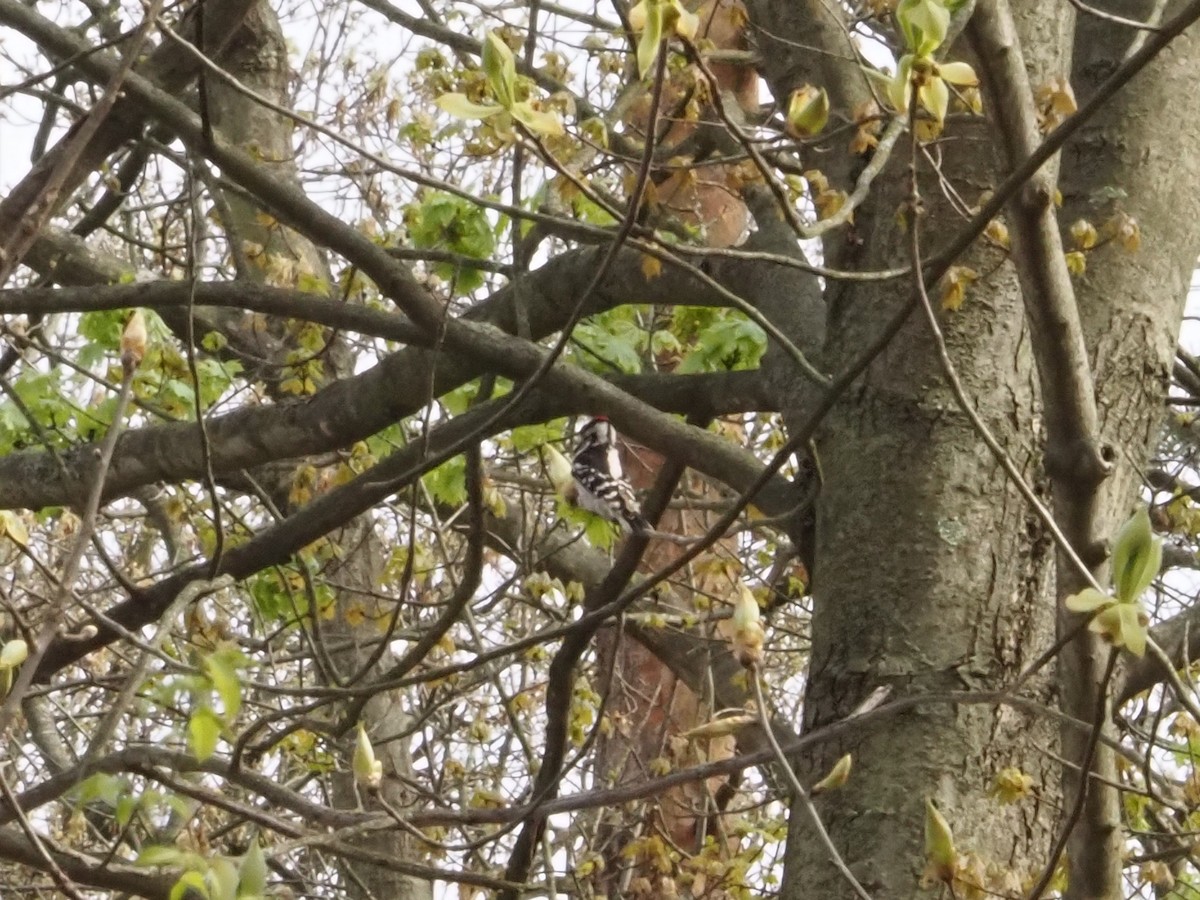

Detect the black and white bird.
xmin=569 ymin=416 xmax=649 ymax=535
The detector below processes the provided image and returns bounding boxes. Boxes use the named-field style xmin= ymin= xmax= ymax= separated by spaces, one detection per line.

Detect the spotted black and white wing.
xmin=570 ymin=417 xmax=648 ymax=534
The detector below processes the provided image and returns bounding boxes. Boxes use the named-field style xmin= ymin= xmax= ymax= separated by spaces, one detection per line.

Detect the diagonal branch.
xmin=1114 ymin=605 xmax=1200 ymax=706
xmin=0 ymin=244 xmax=770 ymax=511
xmin=32 ymin=387 xmax=792 ymax=680
xmin=0 ymin=0 xmax=258 ymax=269
xmin=968 ymin=2 xmax=1108 ymax=507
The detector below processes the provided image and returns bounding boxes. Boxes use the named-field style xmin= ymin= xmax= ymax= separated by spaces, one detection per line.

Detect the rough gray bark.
xmin=779 ymin=127 xmax=1061 ymax=897
xmin=1056 ymin=4 xmax=1200 ymax=893
xmin=744 ymin=1 xmax=1200 ymax=897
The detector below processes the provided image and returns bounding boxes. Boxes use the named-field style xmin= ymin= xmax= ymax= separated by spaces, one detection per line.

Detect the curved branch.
xmin=0 ymin=358 xmax=770 ymax=512
xmin=1114 ymin=605 xmax=1200 ymax=706
xmin=0 ymin=826 xmax=177 ymax=899
xmin=34 ymin=384 xmax=793 ymax=679
xmin=0 ymin=243 xmax=769 ymax=510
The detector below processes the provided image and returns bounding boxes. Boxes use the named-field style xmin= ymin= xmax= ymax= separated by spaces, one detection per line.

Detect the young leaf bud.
xmin=121 ymin=310 xmax=147 ymax=373
xmin=812 ymin=753 xmax=853 ymax=794
xmin=786 ymin=85 xmax=830 ymax=137
xmin=0 ymin=639 xmax=27 ymax=669
xmin=731 ymin=583 xmax=765 ymax=668
xmin=353 ymin=722 xmax=383 ymax=789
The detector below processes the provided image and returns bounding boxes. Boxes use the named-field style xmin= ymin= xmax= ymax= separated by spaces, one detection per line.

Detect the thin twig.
xmin=0 ymin=763 xmax=86 ymax=899
xmin=0 ymin=362 xmax=138 ymax=735
xmin=182 ymin=157 xmax=224 ymax=577
xmin=751 ymin=669 xmax=873 ymax=900
xmin=1145 ymin=637 xmax=1200 ymax=725
xmin=1066 ymin=0 xmax=1161 ymax=31
xmin=0 ymin=0 xmax=163 ymax=286
xmin=1023 ymin=649 xmax=1119 ymax=900
xmin=80 ymin=575 xmax=233 ymax=763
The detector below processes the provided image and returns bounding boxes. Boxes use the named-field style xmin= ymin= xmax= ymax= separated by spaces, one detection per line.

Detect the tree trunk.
xmin=780 ymin=151 xmax=1061 ymax=897
xmin=748 ymin=1 xmax=1200 ymax=897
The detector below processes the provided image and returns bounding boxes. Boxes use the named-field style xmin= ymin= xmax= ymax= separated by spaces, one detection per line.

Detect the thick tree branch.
xmin=0 ymin=245 xmax=773 ymax=511
xmin=33 ymin=385 xmax=794 ymax=679
xmin=1115 ymin=605 xmax=1200 ymax=706
xmin=0 ymin=826 xmax=177 ymax=899
xmin=969 ymin=2 xmax=1108 ymax=510
xmin=0 ymin=280 xmax=424 ymax=343
xmin=0 ymin=0 xmax=258 ymax=270
xmin=0 ymin=354 xmax=771 ymax=513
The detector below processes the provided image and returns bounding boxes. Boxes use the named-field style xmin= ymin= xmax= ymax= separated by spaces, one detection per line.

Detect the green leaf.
xmin=203 ymin=650 xmax=243 ymax=721
xmin=0 ymin=510 xmax=28 ymax=548
xmin=920 ymin=74 xmax=950 ymax=125
xmin=510 ymin=101 xmax=565 ymax=136
xmin=542 ymin=443 xmax=574 ymax=496
xmin=1064 ymin=587 xmax=1112 ymax=614
xmin=404 ymin=191 xmax=496 ymax=293
xmin=73 ymin=772 xmax=124 ymax=806
xmin=938 ymin=61 xmax=978 ymax=86
xmin=115 ymin=794 xmax=138 ymax=828
xmin=424 ymin=455 xmax=468 ymax=506
xmin=353 ymin=722 xmax=383 ymax=788
xmin=1090 ymin=601 xmax=1149 ymax=657
xmin=0 ymin=638 xmax=27 ymax=669
xmin=508 ymin=421 xmax=565 ymax=453
xmin=188 ymin=707 xmax=223 ymax=762
xmin=170 ymin=871 xmax=210 ymax=900
xmin=812 ymin=754 xmax=853 ymax=794
xmin=208 ymin=857 xmax=240 ymax=900
xmin=567 ymin=188 xmax=618 ymax=227
xmin=79 ymin=309 xmax=128 ymax=347
xmin=583 ymin=512 xmax=620 ymax=550
xmin=481 ymin=31 xmax=517 ymax=107
xmin=924 ymin=798 xmax=957 ymax=882
xmin=786 ymin=85 xmax=830 ymax=137
xmin=887 ymin=56 xmax=915 ymax=114
xmin=435 ymin=92 xmax=505 ymax=120
xmin=440 ymin=380 xmax=481 ymax=416
xmin=678 ymin=312 xmax=767 ymax=373
xmin=574 ymin=314 xmax=645 ymax=373
xmin=580 ymin=117 xmax=608 ymax=148
xmin=137 ymin=845 xmax=188 ymax=868
xmin=897 ymin=0 xmax=950 ymax=55
xmin=1119 ymin=604 xmax=1150 ymax=657
xmin=1111 ymin=507 xmax=1162 ymax=603
xmin=238 ymin=841 xmax=268 ymax=898
xmin=666 ymin=0 xmax=699 ymax=38
xmin=636 ymin=1 xmax=665 ymax=78
xmin=247 ymin=571 xmax=293 ymax=621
